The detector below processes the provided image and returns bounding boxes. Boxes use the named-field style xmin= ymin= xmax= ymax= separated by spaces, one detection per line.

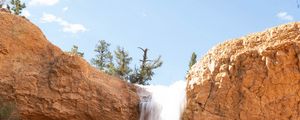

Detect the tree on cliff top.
xmin=129 ymin=47 xmax=163 ymax=85
xmin=91 ymin=40 xmax=115 ymax=74
xmin=90 ymin=40 xmax=163 ymax=84
xmin=106 ymin=55 xmax=116 ymax=75
xmin=67 ymin=45 xmax=84 ymax=57
xmin=188 ymin=52 xmax=197 ymax=69
xmin=10 ymin=0 xmax=25 ymax=15
xmin=114 ymin=47 xmax=132 ymax=80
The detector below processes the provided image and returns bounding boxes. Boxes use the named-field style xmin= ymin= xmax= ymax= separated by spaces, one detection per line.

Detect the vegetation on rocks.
xmin=67 ymin=45 xmax=84 ymax=57
xmin=91 ymin=40 xmax=163 ymax=85
xmin=9 ymin=0 xmax=25 ymax=15
xmin=0 ymin=97 xmax=19 ymax=120
xmin=0 ymin=0 xmax=26 ymax=15
xmin=188 ymin=52 xmax=197 ymax=69
xmin=130 ymin=47 xmax=163 ymax=85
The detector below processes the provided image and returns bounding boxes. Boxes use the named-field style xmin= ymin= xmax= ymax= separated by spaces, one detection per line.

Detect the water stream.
xmin=137 ymin=81 xmax=187 ymax=120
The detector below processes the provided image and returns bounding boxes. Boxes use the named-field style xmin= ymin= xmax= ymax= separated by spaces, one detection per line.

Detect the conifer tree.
xmin=10 ymin=0 xmax=25 ymax=15
xmin=91 ymin=40 xmax=113 ymax=72
xmin=130 ymin=47 xmax=163 ymax=85
xmin=106 ymin=53 xmax=116 ymax=75
xmin=68 ymin=45 xmax=84 ymax=57
xmin=114 ymin=47 xmax=132 ymax=80
xmin=189 ymin=52 xmax=197 ymax=69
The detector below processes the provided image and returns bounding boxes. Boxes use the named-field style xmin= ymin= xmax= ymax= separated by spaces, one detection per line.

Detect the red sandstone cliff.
xmin=183 ymin=23 xmax=300 ymax=120
xmin=0 ymin=11 xmax=139 ymax=120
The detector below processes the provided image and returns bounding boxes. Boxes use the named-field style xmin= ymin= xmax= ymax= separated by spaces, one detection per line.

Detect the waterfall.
xmin=137 ymin=81 xmax=187 ymax=120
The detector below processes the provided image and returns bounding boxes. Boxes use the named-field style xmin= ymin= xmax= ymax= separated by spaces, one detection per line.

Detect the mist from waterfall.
xmin=137 ymin=80 xmax=187 ymax=120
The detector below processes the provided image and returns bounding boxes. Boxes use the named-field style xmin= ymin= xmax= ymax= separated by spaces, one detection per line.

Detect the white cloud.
xmin=29 ymin=0 xmax=59 ymax=6
xmin=40 ymin=13 xmax=59 ymax=23
xmin=40 ymin=13 xmax=87 ymax=34
xmin=63 ymin=7 xmax=69 ymax=12
xmin=62 ymin=24 xmax=86 ymax=33
xmin=277 ymin=12 xmax=294 ymax=21
xmin=21 ymin=10 xmax=31 ymax=18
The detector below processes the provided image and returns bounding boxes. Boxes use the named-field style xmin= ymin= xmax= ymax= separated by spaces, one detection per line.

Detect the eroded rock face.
xmin=0 ymin=12 xmax=139 ymax=120
xmin=183 ymin=23 xmax=300 ymax=120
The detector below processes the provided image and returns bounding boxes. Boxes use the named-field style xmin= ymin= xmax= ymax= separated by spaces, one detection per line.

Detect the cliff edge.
xmin=184 ymin=23 xmax=300 ymax=120
xmin=0 ymin=11 xmax=139 ymax=120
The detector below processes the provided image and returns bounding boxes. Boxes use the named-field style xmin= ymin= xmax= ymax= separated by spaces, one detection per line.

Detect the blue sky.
xmin=16 ymin=0 xmax=299 ymax=85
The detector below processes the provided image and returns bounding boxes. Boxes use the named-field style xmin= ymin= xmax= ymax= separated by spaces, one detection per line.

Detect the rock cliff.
xmin=183 ymin=23 xmax=300 ymax=120
xmin=0 ymin=11 xmax=139 ymax=120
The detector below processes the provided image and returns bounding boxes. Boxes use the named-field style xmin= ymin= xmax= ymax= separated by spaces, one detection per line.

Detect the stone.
xmin=183 ymin=22 xmax=300 ymax=120
xmin=0 ymin=11 xmax=139 ymax=120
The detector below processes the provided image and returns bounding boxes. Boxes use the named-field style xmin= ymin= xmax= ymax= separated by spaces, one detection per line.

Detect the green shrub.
xmin=0 ymin=97 xmax=19 ymax=120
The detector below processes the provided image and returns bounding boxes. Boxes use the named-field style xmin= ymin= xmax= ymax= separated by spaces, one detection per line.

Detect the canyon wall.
xmin=0 ymin=11 xmax=139 ymax=120
xmin=184 ymin=23 xmax=300 ymax=120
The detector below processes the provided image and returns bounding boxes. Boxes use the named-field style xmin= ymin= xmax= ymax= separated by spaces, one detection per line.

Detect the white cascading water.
xmin=137 ymin=80 xmax=187 ymax=120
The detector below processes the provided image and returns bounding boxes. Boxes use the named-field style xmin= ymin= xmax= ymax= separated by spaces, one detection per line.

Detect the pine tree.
xmin=106 ymin=53 xmax=116 ymax=75
xmin=10 ymin=0 xmax=25 ymax=15
xmin=189 ymin=52 xmax=197 ymax=69
xmin=91 ymin=40 xmax=113 ymax=72
xmin=68 ymin=45 xmax=84 ymax=57
xmin=114 ymin=46 xmax=132 ymax=80
xmin=130 ymin=47 xmax=163 ymax=85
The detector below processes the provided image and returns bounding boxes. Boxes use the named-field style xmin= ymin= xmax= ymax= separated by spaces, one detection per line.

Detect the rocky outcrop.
xmin=0 ymin=12 xmax=139 ymax=120
xmin=183 ymin=23 xmax=300 ymax=120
